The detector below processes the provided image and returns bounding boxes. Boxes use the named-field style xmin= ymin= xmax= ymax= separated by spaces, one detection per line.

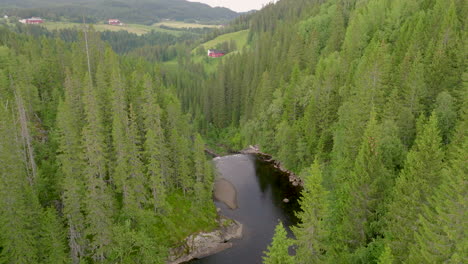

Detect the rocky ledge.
xmin=240 ymin=145 xmax=304 ymax=187
xmin=167 ymin=217 xmax=243 ymax=264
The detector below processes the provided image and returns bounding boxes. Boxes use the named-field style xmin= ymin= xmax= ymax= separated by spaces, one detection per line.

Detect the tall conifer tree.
xmin=385 ymin=113 xmax=444 ymax=261
xmin=81 ymin=73 xmax=114 ymax=261
xmin=263 ymin=221 xmax=294 ymax=264
xmin=293 ymin=160 xmax=329 ymax=263
xmin=142 ymin=75 xmax=168 ymax=212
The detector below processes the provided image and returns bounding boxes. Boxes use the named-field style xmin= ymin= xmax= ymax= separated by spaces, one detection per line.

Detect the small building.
xmin=108 ymin=19 xmax=123 ymax=26
xmin=19 ymin=17 xmax=44 ymax=24
xmin=208 ymin=49 xmax=225 ymax=58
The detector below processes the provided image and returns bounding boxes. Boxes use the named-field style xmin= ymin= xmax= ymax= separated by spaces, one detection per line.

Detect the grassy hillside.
xmin=198 ymin=29 xmax=249 ymax=50
xmin=174 ymin=29 xmax=250 ymax=73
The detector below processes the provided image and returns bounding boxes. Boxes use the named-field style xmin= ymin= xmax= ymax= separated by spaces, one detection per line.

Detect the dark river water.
xmin=189 ymin=154 xmax=301 ymax=264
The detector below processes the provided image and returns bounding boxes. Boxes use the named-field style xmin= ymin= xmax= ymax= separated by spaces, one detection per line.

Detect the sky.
xmin=188 ymin=0 xmax=277 ymax=12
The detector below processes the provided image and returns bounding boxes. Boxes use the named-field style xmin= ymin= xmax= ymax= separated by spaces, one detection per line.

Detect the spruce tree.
xmin=425 ymin=0 xmax=462 ymax=103
xmin=81 ymin=74 xmax=114 ymax=261
xmin=193 ymin=133 xmax=208 ymax=204
xmin=377 ymin=245 xmax=395 ymax=264
xmin=110 ymin=63 xmax=131 ymax=206
xmin=385 ymin=113 xmax=444 ymax=261
xmin=142 ymin=75 xmax=168 ymax=212
xmin=38 ymin=207 xmax=69 ymax=264
xmin=341 ymin=112 xmax=389 ymax=250
xmin=292 ymin=160 xmax=329 ymax=263
xmin=0 ymin=104 xmax=40 ymax=264
xmin=56 ymin=73 xmax=87 ymax=263
xmin=407 ymin=120 xmax=467 ymax=263
xmin=263 ymin=221 xmax=294 ymax=264
xmin=126 ymin=104 xmax=148 ymax=211
xmin=434 ymin=91 xmax=457 ymax=144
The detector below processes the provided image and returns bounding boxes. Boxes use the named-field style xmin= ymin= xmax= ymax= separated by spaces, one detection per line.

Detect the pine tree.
xmin=193 ymin=133 xmax=208 ymax=204
xmin=0 ymin=104 xmax=40 ymax=264
xmin=385 ymin=113 xmax=444 ymax=262
xmin=341 ymin=112 xmax=390 ymax=250
xmin=292 ymin=160 xmax=329 ymax=263
xmin=352 ymin=38 xmax=390 ymax=113
xmin=377 ymin=245 xmax=394 ymax=264
xmin=81 ymin=73 xmax=114 ymax=261
xmin=399 ymin=50 xmax=426 ymax=117
xmin=323 ymin=3 xmax=345 ymax=54
xmin=142 ymin=75 xmax=168 ymax=212
xmin=56 ymin=74 xmax=87 ymax=263
xmin=169 ymin=127 xmax=193 ymax=194
xmin=166 ymin=101 xmax=193 ymax=194
xmin=125 ymin=104 xmax=148 ymax=211
xmin=434 ymin=91 xmax=457 ymax=144
xmin=425 ymin=0 xmax=463 ymax=103
xmin=110 ymin=63 xmax=131 ymax=206
xmin=38 ymin=207 xmax=69 ymax=264
xmin=407 ymin=119 xmax=467 ymax=263
xmin=263 ymin=221 xmax=294 ymax=264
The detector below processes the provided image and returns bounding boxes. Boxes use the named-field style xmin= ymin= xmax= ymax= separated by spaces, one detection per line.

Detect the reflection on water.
xmin=189 ymin=154 xmax=300 ymax=264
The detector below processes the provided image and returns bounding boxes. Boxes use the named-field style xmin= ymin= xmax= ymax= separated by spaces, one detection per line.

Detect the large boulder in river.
xmin=214 ymin=178 xmax=238 ymax=209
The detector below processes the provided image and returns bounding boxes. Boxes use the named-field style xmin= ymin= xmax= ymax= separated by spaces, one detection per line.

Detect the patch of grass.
xmin=153 ymin=20 xmax=221 ymax=29
xmin=160 ymin=30 xmax=250 ymax=78
xmin=185 ymin=30 xmax=249 ymax=73
xmin=199 ymin=29 xmax=249 ymax=50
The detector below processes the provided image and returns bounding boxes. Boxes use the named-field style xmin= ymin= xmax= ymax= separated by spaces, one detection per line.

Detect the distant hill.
xmin=0 ymin=0 xmax=239 ymax=24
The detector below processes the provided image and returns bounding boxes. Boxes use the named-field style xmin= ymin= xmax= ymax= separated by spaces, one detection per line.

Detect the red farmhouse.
xmin=20 ymin=17 xmax=44 ymax=24
xmin=207 ymin=49 xmax=225 ymax=58
xmin=108 ymin=19 xmax=123 ymax=26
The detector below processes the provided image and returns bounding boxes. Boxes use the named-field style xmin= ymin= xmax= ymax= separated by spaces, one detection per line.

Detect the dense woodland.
xmin=9 ymin=23 xmax=201 ymax=60
xmin=0 ymin=0 xmax=466 ymax=263
xmin=170 ymin=0 xmax=467 ymax=263
xmin=0 ymin=26 xmax=217 ymax=263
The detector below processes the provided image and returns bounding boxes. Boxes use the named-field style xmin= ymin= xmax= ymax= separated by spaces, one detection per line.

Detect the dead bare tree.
xmin=10 ymin=77 xmax=37 ymax=185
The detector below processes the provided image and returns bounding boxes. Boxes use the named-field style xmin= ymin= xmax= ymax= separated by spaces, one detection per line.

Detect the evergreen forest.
xmin=0 ymin=0 xmax=238 ymax=25
xmin=0 ymin=0 xmax=466 ymax=263
xmin=0 ymin=25 xmax=217 ymax=263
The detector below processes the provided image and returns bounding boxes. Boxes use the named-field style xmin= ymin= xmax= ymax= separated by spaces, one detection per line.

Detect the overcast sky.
xmin=188 ymin=0 xmax=277 ymax=12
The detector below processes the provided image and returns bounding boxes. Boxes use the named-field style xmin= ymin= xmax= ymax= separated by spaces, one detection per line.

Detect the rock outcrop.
xmin=167 ymin=217 xmax=243 ymax=264
xmin=240 ymin=145 xmax=304 ymax=187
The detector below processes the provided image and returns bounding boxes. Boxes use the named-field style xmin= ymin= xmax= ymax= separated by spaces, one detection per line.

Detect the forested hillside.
xmin=0 ymin=26 xmax=217 ymax=263
xmin=0 ymin=0 xmax=466 ymax=263
xmin=0 ymin=0 xmax=238 ymax=24
xmin=169 ymin=0 xmax=467 ymax=262
xmin=11 ymin=22 xmax=203 ymax=58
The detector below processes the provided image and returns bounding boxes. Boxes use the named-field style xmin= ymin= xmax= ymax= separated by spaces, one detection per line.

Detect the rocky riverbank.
xmin=240 ymin=145 xmax=304 ymax=187
xmin=167 ymin=217 xmax=243 ymax=264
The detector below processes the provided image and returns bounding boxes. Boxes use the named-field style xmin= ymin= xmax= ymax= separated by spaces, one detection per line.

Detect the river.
xmin=189 ymin=154 xmax=301 ymax=264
